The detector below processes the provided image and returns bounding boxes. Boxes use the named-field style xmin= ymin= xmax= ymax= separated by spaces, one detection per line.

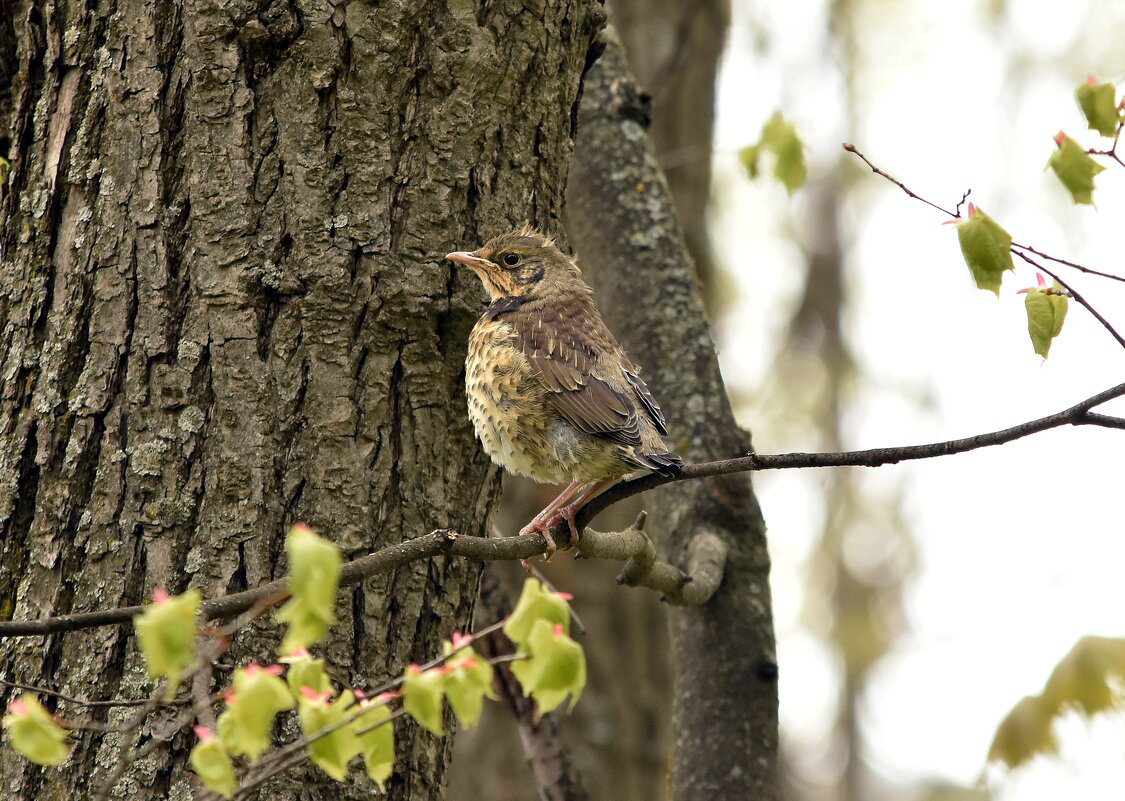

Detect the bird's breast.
xmin=466 ymin=319 xmax=557 ymax=481
xmin=464 ymin=316 xmax=641 ymax=485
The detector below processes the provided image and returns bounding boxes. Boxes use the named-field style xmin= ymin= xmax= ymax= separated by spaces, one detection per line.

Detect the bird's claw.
xmin=519 ymin=509 xmax=582 ymax=562
xmin=519 ymin=517 xmax=558 ymax=562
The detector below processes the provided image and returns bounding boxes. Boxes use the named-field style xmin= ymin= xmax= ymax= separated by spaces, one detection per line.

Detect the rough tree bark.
xmin=566 ymin=31 xmax=778 ymax=801
xmin=0 ymin=1 xmax=604 ymax=799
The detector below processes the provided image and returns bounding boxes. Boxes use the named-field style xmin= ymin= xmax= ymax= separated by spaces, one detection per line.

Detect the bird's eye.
xmin=502 ymin=253 xmax=521 ymax=268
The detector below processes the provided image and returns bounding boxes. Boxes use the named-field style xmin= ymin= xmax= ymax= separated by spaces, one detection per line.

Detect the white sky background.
xmin=711 ymin=0 xmax=1125 ymax=798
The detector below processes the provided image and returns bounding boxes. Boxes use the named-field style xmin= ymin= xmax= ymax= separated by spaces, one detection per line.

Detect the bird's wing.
xmin=511 ymin=297 xmax=665 ymax=447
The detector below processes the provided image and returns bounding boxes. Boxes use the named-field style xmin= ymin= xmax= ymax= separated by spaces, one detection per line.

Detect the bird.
xmin=446 ymin=226 xmax=682 ymax=557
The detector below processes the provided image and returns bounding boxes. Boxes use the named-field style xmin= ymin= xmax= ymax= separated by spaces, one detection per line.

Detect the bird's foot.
xmin=519 ymin=509 xmax=582 ymax=562
xmin=519 ymin=516 xmax=559 ymax=561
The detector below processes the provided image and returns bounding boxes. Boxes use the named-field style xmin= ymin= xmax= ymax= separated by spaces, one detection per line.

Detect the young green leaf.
xmin=352 ymin=694 xmax=395 ymax=790
xmin=282 ymin=649 xmax=334 ymax=699
xmin=277 ymin=524 xmax=343 ymax=654
xmin=761 ymin=113 xmax=807 ymax=194
xmin=402 ymin=664 xmax=448 ymax=736
xmin=441 ymin=635 xmax=498 ymax=730
xmin=739 ymin=112 xmax=807 ymax=193
xmin=1019 ymin=275 xmax=1068 ymax=358
xmin=190 ymin=726 xmax=237 ymax=799
xmin=2 ymin=695 xmax=70 ymax=766
xmin=298 ymin=688 xmax=362 ymax=781
xmin=509 ymin=621 xmax=587 ymax=720
xmin=503 ymin=579 xmax=572 ymax=644
xmin=1047 ymin=132 xmax=1105 ymax=205
xmin=134 ymin=588 xmax=201 ymax=701
xmin=950 ymin=204 xmax=1013 ymax=295
xmin=987 ymin=694 xmax=1060 ymax=769
xmin=738 ymin=143 xmax=762 ymax=179
xmin=1075 ymin=77 xmax=1120 ymax=138
xmin=1041 ymin=635 xmax=1125 ymax=718
xmin=218 ymin=663 xmax=294 ymax=760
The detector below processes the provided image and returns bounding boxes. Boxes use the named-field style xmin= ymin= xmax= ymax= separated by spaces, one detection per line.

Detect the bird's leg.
xmin=520 ymin=480 xmax=587 ymax=559
xmin=555 ymin=478 xmax=617 ymax=546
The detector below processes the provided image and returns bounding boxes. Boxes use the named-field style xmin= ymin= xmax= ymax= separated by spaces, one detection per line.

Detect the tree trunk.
xmin=0 ymin=1 xmax=604 ymax=799
xmin=611 ymin=0 xmax=727 ymax=307
xmin=566 ymin=31 xmax=777 ymax=801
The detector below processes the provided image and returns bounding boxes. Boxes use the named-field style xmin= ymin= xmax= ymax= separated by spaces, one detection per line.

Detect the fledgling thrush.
xmin=446 ymin=227 xmax=682 ymax=556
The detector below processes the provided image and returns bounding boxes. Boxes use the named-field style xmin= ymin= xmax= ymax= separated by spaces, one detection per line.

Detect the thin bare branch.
xmin=2 ymin=381 xmax=1124 ymax=641
xmin=1011 ymin=241 xmax=1125 ymax=284
xmin=579 ymin=380 xmax=1125 ymax=521
xmin=0 ymin=679 xmax=176 ymax=710
xmin=843 ymin=143 xmax=958 ymax=217
xmin=843 ymin=143 xmax=1125 ymax=353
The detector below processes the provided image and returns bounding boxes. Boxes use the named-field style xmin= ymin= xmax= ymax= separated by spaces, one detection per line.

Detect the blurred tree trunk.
xmin=612 ymin=0 xmax=728 ymax=307
xmin=567 ymin=32 xmax=777 ymax=801
xmin=0 ymin=1 xmax=603 ymax=799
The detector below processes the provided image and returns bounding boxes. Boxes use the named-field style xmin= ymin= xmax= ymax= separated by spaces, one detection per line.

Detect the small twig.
xmin=0 ymin=679 xmax=173 ymax=710
xmin=192 ymin=656 xmax=218 ymax=733
xmin=843 ymin=143 xmax=958 ymax=217
xmin=365 ymin=618 xmax=508 ymax=697
xmin=1087 ymin=122 xmax=1125 ymax=168
xmin=93 ymin=691 xmax=195 ymax=801
xmin=954 ymin=188 xmax=972 ymax=217
xmin=1011 ymin=241 xmax=1125 ymax=284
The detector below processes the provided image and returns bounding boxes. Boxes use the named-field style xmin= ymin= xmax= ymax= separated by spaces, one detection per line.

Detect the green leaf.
xmin=987 ymin=637 xmax=1125 ymax=770
xmin=218 ymin=664 xmax=294 ymax=760
xmin=1075 ymin=78 xmax=1120 ymax=138
xmin=134 ymin=588 xmax=201 ymax=701
xmin=2 ymin=695 xmax=70 ymax=766
xmin=988 ymin=695 xmax=1059 ymax=769
xmin=1047 ymin=133 xmax=1105 ymax=205
xmin=738 ymin=144 xmax=762 ymax=179
xmin=509 ymin=619 xmax=587 ymax=720
xmin=298 ymin=688 xmax=362 ymax=781
xmin=441 ymin=638 xmax=498 ymax=730
xmin=402 ymin=665 xmax=447 ymax=736
xmin=761 ymin=113 xmax=807 ymax=194
xmin=1041 ymin=635 xmax=1125 ymax=717
xmin=1022 ymin=282 xmax=1068 ymax=358
xmin=277 ymin=524 xmax=342 ymax=654
xmin=282 ymin=649 xmax=334 ymax=699
xmin=190 ymin=728 xmax=237 ymax=799
xmin=352 ymin=696 xmax=395 ymax=790
xmin=739 ymin=112 xmax=806 ymax=193
xmin=951 ymin=204 xmax=1013 ymax=295
xmin=503 ymin=579 xmax=571 ymax=645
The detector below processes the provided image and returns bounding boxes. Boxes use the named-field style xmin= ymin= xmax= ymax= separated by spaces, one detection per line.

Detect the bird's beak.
xmin=445 ymin=251 xmax=494 ymax=272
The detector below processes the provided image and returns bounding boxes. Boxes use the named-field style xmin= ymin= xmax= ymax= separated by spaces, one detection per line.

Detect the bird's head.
xmin=446 ymin=227 xmax=587 ymax=302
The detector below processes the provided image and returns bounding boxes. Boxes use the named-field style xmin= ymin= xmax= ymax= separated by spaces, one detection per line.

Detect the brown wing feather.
xmin=510 ymin=296 xmax=648 ymax=448
xmin=625 ymin=369 xmax=669 ymax=436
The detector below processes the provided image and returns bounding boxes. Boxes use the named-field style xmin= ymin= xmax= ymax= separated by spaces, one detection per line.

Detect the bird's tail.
xmin=639 ymin=452 xmax=683 ymax=477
